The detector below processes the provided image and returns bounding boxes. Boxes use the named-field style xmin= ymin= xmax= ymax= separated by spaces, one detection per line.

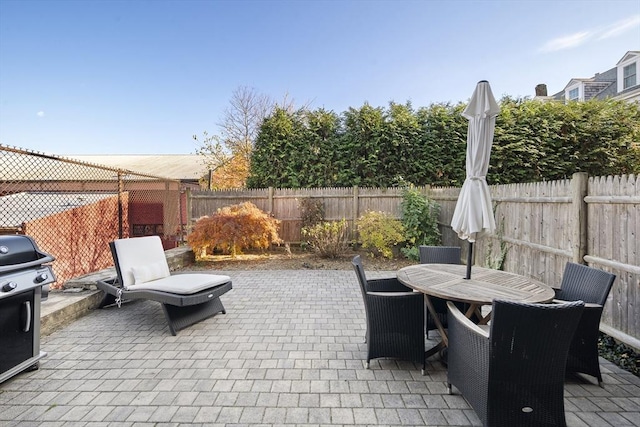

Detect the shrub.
xmin=400 ymin=186 xmax=441 ymax=260
xmin=298 ymin=198 xmax=325 ymax=251
xmin=301 ymin=219 xmax=349 ymax=258
xmin=188 ymin=202 xmax=282 ymax=258
xmin=298 ymin=198 xmax=325 ymax=229
xmin=357 ymin=211 xmax=405 ymax=259
xmin=598 ymin=333 xmax=639 ymax=376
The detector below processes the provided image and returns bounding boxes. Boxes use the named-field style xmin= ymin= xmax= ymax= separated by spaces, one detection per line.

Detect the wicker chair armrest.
xmin=367 ymin=291 xmax=422 ymax=303
xmin=576 ymin=303 xmax=606 ymax=331
xmin=368 ymin=291 xmax=418 ymax=298
xmin=584 ymin=302 xmax=603 ymax=310
xmin=367 ymin=277 xmax=412 ymax=293
xmin=552 ymin=299 xmax=601 ymax=310
xmin=447 ymin=301 xmax=490 ymax=404
xmin=447 ymin=301 xmax=489 ymax=338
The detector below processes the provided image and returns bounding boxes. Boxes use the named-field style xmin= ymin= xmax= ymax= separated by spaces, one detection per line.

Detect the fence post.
xmin=186 ymin=187 xmax=192 ymax=234
xmin=352 ymin=185 xmax=359 ymax=241
xmin=571 ymin=172 xmax=588 ymax=264
xmin=117 ymin=171 xmax=124 ymax=239
xmin=268 ymin=187 xmax=274 ymax=214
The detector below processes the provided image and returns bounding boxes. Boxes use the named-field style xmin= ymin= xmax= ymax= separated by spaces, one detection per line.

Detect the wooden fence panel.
xmin=585 ymin=174 xmax=639 ymax=345
xmin=478 ymin=180 xmax=574 ymax=288
xmin=429 ymin=186 xmax=461 ymax=248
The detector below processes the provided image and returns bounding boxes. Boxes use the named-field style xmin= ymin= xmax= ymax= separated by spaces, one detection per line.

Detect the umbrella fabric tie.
xmin=469 ymin=176 xmax=486 ymax=181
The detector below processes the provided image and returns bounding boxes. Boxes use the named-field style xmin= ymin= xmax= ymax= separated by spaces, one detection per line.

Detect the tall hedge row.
xmin=246 ymin=98 xmax=640 ymax=188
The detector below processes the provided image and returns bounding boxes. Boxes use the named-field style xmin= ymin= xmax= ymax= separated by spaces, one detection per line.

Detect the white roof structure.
xmin=0 ymin=192 xmax=117 ymax=228
xmin=67 ymin=154 xmax=209 ymax=181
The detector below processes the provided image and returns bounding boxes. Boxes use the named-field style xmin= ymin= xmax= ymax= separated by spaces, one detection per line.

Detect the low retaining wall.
xmin=41 ymin=246 xmax=195 ymax=336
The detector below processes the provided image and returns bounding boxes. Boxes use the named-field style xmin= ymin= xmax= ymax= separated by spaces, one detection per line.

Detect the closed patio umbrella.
xmin=451 ymin=80 xmax=500 ymax=279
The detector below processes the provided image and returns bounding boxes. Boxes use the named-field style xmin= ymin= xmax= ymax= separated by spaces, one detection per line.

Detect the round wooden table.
xmin=397 ymin=263 xmax=555 ymax=356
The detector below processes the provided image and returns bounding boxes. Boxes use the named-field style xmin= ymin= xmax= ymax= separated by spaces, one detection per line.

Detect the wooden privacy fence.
xmin=188 ymin=173 xmax=640 ymax=349
xmin=187 ymin=186 xmax=409 ymax=243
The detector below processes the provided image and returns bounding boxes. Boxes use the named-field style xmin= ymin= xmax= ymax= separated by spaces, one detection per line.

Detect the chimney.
xmin=535 ymin=84 xmax=548 ymax=96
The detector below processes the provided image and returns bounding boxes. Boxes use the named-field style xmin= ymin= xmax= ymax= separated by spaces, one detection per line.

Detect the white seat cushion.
xmin=126 ymin=273 xmax=231 ymax=294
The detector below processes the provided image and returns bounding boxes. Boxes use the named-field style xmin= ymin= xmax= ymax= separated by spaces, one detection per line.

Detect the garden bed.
xmin=188 ymin=246 xmax=415 ymax=272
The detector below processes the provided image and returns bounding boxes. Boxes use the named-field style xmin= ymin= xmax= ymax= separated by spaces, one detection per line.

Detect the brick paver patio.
xmin=1 ymin=270 xmax=639 ymax=426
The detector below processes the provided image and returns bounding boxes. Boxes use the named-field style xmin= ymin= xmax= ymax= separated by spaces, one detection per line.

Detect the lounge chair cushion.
xmin=126 ymin=273 xmax=232 ymax=294
xmin=112 ymin=236 xmax=174 ymax=289
xmin=131 ymin=261 xmax=171 ymax=284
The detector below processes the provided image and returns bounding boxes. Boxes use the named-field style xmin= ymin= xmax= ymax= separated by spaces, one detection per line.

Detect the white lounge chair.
xmin=96 ymin=236 xmax=232 ymax=335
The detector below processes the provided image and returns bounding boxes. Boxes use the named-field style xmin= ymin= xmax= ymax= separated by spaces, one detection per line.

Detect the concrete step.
xmin=40 ymin=289 xmax=103 ymax=336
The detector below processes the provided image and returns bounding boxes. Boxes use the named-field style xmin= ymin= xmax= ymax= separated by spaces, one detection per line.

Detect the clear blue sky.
xmin=1 ymin=0 xmax=638 ymax=155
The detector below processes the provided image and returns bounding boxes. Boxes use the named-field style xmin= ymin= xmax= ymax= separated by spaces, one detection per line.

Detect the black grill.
xmin=0 ymin=235 xmax=56 ymax=383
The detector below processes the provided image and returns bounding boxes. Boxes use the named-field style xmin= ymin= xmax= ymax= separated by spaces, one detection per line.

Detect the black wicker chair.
xmin=553 ymin=262 xmax=616 ymax=386
xmin=446 ymin=299 xmax=585 ymax=427
xmin=352 ymin=255 xmax=426 ymax=374
xmin=418 ymin=246 xmax=463 ymax=336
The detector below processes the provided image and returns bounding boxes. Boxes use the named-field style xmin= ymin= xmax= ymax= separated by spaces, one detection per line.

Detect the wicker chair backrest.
xmin=351 ymin=255 xmax=368 ymax=296
xmin=486 ymin=299 xmax=585 ymax=425
xmin=559 ymin=262 xmax=616 ymax=305
xmin=418 ymin=246 xmax=461 ymax=265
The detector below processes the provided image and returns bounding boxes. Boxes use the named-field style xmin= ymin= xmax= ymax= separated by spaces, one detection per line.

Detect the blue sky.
xmin=0 ymin=0 xmax=638 ymax=155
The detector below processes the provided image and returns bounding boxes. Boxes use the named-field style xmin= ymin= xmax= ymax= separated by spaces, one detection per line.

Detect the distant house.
xmin=536 ymin=51 xmax=640 ymax=103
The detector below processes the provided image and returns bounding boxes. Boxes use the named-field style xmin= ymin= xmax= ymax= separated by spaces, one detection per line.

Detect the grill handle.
xmin=23 ymin=301 xmax=31 ymax=332
xmin=0 ymin=256 xmax=55 ymax=274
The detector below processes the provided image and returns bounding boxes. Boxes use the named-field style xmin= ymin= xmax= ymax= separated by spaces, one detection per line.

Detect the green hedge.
xmin=247 ymin=98 xmax=640 ymax=188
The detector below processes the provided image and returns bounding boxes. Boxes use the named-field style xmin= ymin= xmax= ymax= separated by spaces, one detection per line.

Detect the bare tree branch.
xmin=218 ymin=86 xmax=274 ymax=159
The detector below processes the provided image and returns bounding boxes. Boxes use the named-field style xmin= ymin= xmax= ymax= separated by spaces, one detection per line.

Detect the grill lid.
xmin=0 ymin=235 xmax=55 ymax=273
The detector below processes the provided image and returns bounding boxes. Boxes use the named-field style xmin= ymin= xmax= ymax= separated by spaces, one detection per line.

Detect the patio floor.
xmin=1 ymin=270 xmax=639 ymax=426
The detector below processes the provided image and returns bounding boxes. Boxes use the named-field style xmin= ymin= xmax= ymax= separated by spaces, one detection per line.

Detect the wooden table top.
xmin=397 ymin=264 xmax=555 ymax=306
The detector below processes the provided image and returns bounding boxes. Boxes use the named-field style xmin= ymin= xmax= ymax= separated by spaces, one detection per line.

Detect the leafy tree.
xmin=204 ymin=153 xmax=249 ymax=189
xmin=247 ymin=107 xmax=307 ymax=188
xmin=416 ymin=102 xmax=467 ymax=186
xmin=195 ymin=86 xmax=274 ymax=189
xmin=380 ymin=102 xmax=422 ymax=186
xmin=221 ymin=86 xmax=274 ymax=159
xmin=301 ymin=108 xmax=343 ymax=187
xmin=341 ymin=104 xmax=387 ymax=187
xmin=247 ymin=97 xmax=639 ymax=189
xmin=490 ymin=97 xmax=640 ymax=184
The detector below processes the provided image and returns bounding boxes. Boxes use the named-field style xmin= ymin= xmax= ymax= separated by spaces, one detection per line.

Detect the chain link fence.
xmin=0 ymin=145 xmax=184 ymax=288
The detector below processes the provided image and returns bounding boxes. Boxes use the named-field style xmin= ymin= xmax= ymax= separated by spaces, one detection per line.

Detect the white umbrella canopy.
xmin=450 ymin=80 xmax=500 ymax=278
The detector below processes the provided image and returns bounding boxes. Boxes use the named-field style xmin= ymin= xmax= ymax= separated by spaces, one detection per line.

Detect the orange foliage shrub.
xmin=188 ymin=202 xmax=282 ymax=257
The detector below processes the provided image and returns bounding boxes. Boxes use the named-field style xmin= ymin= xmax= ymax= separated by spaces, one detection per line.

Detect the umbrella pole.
xmin=465 ymin=242 xmax=473 ymax=279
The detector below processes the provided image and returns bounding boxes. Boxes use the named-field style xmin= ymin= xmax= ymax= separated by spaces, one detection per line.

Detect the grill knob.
xmin=35 ymin=273 xmax=49 ymax=283
xmin=2 ymin=281 xmax=18 ymax=292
